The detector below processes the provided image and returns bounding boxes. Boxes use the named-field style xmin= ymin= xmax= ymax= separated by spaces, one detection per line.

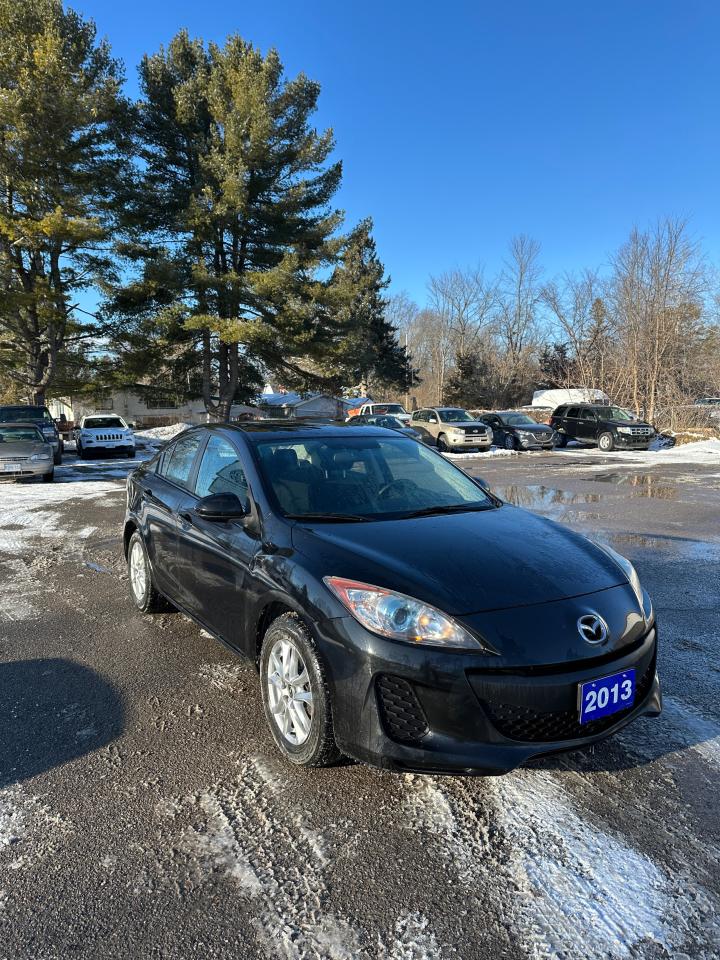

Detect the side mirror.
xmin=195 ymin=492 xmax=247 ymax=520
xmin=428 ymin=416 xmax=438 ymax=423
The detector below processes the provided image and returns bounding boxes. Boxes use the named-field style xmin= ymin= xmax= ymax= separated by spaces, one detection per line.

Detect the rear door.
xmin=173 ymin=433 xmax=259 ymax=644
xmin=563 ymin=407 xmax=581 ymax=439
xmin=142 ymin=431 xmax=204 ymax=599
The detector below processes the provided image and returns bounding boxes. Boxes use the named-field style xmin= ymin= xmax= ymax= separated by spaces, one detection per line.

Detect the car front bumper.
xmin=612 ymin=434 xmax=654 ymax=448
xmin=318 ymin=615 xmax=660 ymax=775
xmin=447 ymin=434 xmax=493 ymax=448
xmin=0 ymin=458 xmax=54 ymax=480
xmin=81 ymin=440 xmax=135 ymax=453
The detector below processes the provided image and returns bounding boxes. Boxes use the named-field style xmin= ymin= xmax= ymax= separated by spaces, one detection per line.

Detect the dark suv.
xmin=0 ymin=405 xmax=63 ymax=463
xmin=550 ymin=404 xmax=654 ymax=451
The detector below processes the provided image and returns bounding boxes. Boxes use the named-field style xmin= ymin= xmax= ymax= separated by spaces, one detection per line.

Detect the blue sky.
xmin=77 ymin=0 xmax=719 ymax=303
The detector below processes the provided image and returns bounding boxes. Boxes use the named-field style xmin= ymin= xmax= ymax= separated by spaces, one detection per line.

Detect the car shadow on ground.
xmin=0 ymin=657 xmax=124 ymax=788
xmin=527 ymin=709 xmax=716 ymax=775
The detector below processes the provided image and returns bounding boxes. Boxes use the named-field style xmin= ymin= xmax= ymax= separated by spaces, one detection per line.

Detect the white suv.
xmin=75 ymin=415 xmax=136 ymax=459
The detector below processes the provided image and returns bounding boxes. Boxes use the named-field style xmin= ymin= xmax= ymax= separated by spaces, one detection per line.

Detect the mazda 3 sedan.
xmin=123 ymin=422 xmax=661 ymax=774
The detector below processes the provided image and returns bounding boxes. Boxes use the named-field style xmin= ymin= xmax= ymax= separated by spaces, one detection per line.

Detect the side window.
xmin=554 ymin=406 xmax=566 ymax=417
xmin=580 ymin=409 xmax=596 ymax=421
xmin=194 ymin=435 xmax=249 ymax=509
xmin=161 ymin=433 xmax=202 ymax=489
xmin=566 ymin=407 xmax=580 ymax=419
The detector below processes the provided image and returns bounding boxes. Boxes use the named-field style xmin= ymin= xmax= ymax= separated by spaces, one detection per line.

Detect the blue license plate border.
xmin=578 ymin=668 xmax=636 ymax=724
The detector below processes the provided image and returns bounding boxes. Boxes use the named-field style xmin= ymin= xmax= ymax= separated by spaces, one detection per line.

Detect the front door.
xmin=174 ymin=433 xmax=259 ymax=645
xmin=577 ymin=408 xmax=598 ymax=441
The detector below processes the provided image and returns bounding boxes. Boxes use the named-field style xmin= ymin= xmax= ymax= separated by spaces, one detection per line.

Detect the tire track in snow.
xmin=156 ymin=757 xmax=443 ymax=960
xmin=402 ymin=769 xmax=719 ymax=959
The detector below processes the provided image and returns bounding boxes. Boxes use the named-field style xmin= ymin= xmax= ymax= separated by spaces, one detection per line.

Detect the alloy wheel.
xmin=266 ymin=637 xmax=314 ymax=745
xmin=129 ymin=540 xmax=148 ymax=601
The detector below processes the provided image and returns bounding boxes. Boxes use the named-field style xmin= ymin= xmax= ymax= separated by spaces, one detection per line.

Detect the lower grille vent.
xmin=376 ymin=675 xmax=429 ymax=744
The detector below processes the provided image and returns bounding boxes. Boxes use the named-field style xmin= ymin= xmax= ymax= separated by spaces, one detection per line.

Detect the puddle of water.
xmin=582 ymin=474 xmax=678 ymax=499
xmin=609 ymin=532 xmax=720 ymax=561
xmin=495 ymin=484 xmax=603 ymax=509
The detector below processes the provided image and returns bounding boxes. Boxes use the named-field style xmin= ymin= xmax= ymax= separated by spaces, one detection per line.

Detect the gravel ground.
xmin=1 ymin=441 xmax=719 ymax=960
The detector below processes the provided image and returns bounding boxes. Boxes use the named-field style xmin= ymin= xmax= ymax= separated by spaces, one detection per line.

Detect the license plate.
xmin=2 ymin=463 xmax=21 ymax=473
xmin=579 ymin=668 xmax=635 ymax=723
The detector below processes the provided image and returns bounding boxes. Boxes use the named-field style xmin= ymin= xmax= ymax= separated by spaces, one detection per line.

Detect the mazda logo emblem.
xmin=577 ymin=614 xmax=609 ymax=645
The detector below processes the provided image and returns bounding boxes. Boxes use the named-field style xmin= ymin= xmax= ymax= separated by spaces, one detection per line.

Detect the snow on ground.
xmin=443 ymin=446 xmax=518 ymax=460
xmin=136 ymin=422 xmax=193 ymax=446
xmin=0 ymin=480 xmax=120 ymax=559
xmin=557 ymin=438 xmax=720 ymax=467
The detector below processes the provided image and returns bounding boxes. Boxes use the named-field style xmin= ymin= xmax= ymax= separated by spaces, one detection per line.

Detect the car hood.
xmin=0 ymin=441 xmax=48 ymax=457
xmin=444 ymin=420 xmax=488 ymax=428
xmin=510 ymin=423 xmax=553 ymax=433
xmin=607 ymin=419 xmax=652 ymax=429
xmin=291 ymin=505 xmax=626 ymax=616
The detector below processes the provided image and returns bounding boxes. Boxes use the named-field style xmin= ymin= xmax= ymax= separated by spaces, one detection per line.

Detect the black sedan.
xmin=345 ymin=413 xmax=421 ymax=439
xmin=123 ymin=422 xmax=660 ymax=775
xmin=480 ymin=411 xmax=558 ymax=450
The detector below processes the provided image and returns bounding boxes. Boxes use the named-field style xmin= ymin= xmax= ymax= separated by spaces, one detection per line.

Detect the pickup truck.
xmin=345 ymin=402 xmax=411 ymax=424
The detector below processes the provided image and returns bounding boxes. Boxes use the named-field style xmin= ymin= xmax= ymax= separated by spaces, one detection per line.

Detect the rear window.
xmin=553 ymin=406 xmax=566 ymax=416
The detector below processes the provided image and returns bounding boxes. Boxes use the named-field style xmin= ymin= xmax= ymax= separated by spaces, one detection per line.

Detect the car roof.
xmin=197 ymin=420 xmax=399 ymax=443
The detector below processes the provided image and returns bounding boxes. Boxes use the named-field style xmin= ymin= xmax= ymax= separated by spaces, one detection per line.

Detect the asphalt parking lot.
xmin=1 ymin=441 xmax=719 ymax=959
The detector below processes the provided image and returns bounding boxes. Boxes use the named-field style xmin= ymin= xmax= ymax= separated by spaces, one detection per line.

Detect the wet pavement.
xmin=1 ymin=441 xmax=719 ymax=959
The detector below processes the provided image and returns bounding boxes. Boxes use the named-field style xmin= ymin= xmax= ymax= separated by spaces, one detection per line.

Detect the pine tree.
xmin=328 ymin=219 xmax=412 ymax=393
xmin=0 ymin=0 xmax=131 ymax=402
xmin=115 ymin=31 xmax=345 ymax=420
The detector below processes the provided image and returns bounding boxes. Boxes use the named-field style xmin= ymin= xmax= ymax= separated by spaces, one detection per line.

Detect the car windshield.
xmin=372 ymin=404 xmax=405 ymax=415
xmin=84 ymin=417 xmax=127 ymax=429
xmin=595 ymin=406 xmax=634 ymax=421
xmin=0 ymin=425 xmax=43 ymax=443
xmin=254 ymin=436 xmax=494 ymax=520
xmin=502 ymin=414 xmax=537 ymax=426
xmin=0 ymin=407 xmax=52 ymax=423
xmin=437 ymin=409 xmax=474 ymax=423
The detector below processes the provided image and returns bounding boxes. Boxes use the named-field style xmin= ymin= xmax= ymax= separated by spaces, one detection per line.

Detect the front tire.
xmin=260 ymin=614 xmax=341 ymax=768
xmin=53 ymin=449 xmax=62 ymax=466
xmin=437 ymin=434 xmax=449 ymax=453
xmin=42 ymin=469 xmax=54 ymax=483
xmin=127 ymin=531 xmax=167 ymax=613
xmin=598 ymin=432 xmax=615 ymax=452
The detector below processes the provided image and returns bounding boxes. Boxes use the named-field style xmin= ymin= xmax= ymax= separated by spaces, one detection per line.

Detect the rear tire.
xmin=260 ymin=613 xmax=341 ymax=768
xmin=504 ymin=433 xmax=517 ymax=450
xmin=598 ymin=432 xmax=615 ymax=452
xmin=127 ymin=531 xmax=168 ymax=613
xmin=554 ymin=433 xmax=567 ymax=448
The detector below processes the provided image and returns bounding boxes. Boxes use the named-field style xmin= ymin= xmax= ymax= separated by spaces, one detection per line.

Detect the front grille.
xmin=627 ymin=427 xmax=653 ymax=436
xmin=376 ymin=675 xmax=429 ymax=744
xmin=94 ymin=433 xmax=124 ymax=441
xmin=483 ymin=656 xmax=655 ymax=743
xmin=0 ymin=456 xmax=30 ymax=462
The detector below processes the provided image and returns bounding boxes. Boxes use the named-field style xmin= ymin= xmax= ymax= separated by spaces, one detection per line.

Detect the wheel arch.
xmin=123 ymin=519 xmax=138 ymax=559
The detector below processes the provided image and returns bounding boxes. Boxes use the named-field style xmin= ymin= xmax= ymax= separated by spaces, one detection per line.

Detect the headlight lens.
xmin=617 ymin=426 xmax=633 ymax=434
xmin=592 ymin=541 xmax=650 ymax=616
xmin=448 ymin=428 xmax=464 ymax=436
xmin=31 ymin=453 xmax=51 ymax=461
xmin=323 ymin=576 xmax=487 ymax=649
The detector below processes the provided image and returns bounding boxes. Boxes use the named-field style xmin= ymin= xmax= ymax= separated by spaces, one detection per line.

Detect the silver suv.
xmin=410 ymin=407 xmax=493 ymax=452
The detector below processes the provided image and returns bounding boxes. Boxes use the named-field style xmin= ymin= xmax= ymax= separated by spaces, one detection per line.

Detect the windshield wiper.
xmin=285 ymin=512 xmax=372 ymax=523
xmin=401 ymin=503 xmax=495 ymax=519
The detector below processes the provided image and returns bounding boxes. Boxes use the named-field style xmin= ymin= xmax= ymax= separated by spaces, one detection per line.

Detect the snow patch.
xmin=379 ymin=912 xmax=442 ymax=960
xmin=443 ymin=446 xmax=518 ymax=460
xmin=491 ymin=771 xmax=670 ymax=958
xmin=0 ymin=558 xmax=44 ymax=621
xmin=198 ymin=662 xmax=247 ymax=693
xmin=136 ymin=422 xmax=193 ymax=442
xmin=0 ymin=786 xmax=68 ymax=869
